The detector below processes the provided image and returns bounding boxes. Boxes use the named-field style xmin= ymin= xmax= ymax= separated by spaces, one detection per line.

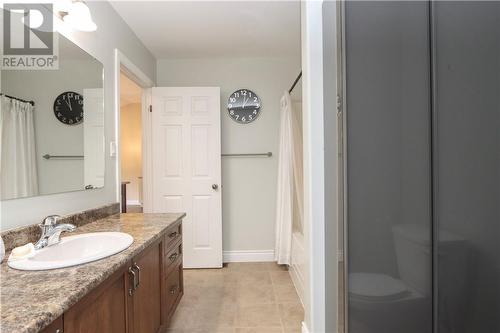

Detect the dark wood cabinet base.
xmin=41 ymin=219 xmax=183 ymax=333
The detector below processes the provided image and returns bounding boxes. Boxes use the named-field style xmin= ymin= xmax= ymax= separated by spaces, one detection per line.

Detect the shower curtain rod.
xmin=0 ymin=93 xmax=35 ymax=106
xmin=288 ymin=71 xmax=302 ymax=94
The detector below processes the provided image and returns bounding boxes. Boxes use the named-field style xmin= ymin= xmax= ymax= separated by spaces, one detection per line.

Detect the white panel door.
xmin=83 ymin=88 xmax=105 ymax=190
xmin=152 ymin=87 xmax=222 ymax=268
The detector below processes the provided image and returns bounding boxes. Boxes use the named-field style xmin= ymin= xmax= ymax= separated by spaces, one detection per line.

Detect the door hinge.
xmin=149 ymin=105 xmax=152 ymax=112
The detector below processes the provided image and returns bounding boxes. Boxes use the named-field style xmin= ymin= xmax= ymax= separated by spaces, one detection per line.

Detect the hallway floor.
xmin=167 ymin=262 xmax=304 ymax=333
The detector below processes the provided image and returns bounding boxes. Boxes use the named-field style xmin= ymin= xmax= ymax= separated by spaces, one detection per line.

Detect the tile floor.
xmin=167 ymin=262 xmax=304 ymax=333
xmin=126 ymin=205 xmax=143 ymax=213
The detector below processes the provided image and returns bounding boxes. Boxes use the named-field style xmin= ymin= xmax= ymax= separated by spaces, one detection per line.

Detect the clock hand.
xmin=63 ymin=96 xmax=73 ymax=111
xmin=63 ymin=97 xmax=71 ymax=109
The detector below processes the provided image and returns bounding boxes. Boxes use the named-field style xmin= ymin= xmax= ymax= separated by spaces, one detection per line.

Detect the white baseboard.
xmin=126 ymin=200 xmax=141 ymax=206
xmin=289 ymin=263 xmax=305 ymax=307
xmin=223 ymin=250 xmax=275 ymax=263
xmin=302 ymin=321 xmax=310 ymax=333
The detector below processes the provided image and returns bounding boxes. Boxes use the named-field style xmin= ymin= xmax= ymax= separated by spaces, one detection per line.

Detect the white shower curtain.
xmin=275 ymin=91 xmax=303 ymax=265
xmin=0 ymin=96 xmax=39 ymax=200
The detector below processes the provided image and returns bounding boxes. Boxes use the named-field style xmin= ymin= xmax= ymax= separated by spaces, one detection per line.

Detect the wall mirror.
xmin=1 ymin=32 xmax=105 ymax=201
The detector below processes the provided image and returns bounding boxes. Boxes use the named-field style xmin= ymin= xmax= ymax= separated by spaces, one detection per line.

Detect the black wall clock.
xmin=53 ymin=91 xmax=83 ymax=125
xmin=227 ymin=89 xmax=261 ymax=124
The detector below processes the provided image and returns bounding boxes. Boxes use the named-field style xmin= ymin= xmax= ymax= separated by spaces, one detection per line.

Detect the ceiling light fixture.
xmin=63 ymin=1 xmax=97 ymax=32
xmin=20 ymin=9 xmax=44 ymax=29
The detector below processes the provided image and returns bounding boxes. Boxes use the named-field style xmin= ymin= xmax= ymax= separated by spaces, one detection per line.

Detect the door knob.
xmin=212 ymin=184 xmax=219 ymax=190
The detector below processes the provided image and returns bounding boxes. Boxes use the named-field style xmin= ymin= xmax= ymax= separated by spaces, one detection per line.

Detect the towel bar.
xmin=43 ymin=154 xmax=84 ymax=160
xmin=221 ymin=152 xmax=272 ymax=157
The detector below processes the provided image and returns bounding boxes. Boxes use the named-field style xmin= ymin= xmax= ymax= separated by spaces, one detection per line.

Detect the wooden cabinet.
xmin=131 ymin=241 xmax=162 ymax=333
xmin=164 ymin=222 xmax=182 ymax=252
xmin=64 ymin=267 xmax=130 ymax=333
xmin=162 ymin=221 xmax=183 ymax=325
xmin=40 ymin=316 xmax=63 ymax=333
xmin=58 ymin=220 xmax=183 ymax=333
xmin=165 ymin=261 xmax=183 ymax=318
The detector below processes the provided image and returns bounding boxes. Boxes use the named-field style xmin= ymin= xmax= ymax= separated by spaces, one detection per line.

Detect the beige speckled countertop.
xmin=0 ymin=213 xmax=185 ymax=333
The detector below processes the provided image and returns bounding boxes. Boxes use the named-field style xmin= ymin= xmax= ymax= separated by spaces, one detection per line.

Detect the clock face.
xmin=227 ymin=89 xmax=261 ymax=124
xmin=53 ymin=91 xmax=84 ymax=125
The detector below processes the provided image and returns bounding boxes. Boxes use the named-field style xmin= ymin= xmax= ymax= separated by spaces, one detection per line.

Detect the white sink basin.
xmin=8 ymin=232 xmax=133 ymax=271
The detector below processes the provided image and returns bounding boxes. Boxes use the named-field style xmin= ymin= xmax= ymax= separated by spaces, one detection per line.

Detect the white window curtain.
xmin=275 ymin=91 xmax=303 ymax=265
xmin=0 ymin=96 xmax=39 ymax=200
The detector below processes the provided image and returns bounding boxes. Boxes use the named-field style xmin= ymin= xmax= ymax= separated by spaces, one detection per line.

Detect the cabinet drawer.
xmin=40 ymin=316 xmax=63 ymax=333
xmin=165 ymin=263 xmax=183 ymax=314
xmin=165 ymin=241 xmax=182 ymax=274
xmin=164 ymin=222 xmax=182 ymax=251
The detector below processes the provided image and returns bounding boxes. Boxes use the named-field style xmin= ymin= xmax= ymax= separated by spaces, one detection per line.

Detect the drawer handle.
xmin=133 ymin=263 xmax=141 ymax=289
xmin=168 ymin=231 xmax=178 ymax=239
xmin=56 ymin=329 xmax=62 ymax=333
xmin=128 ymin=266 xmax=137 ymax=295
xmin=170 ymin=285 xmax=178 ymax=295
xmin=168 ymin=252 xmax=178 ymax=261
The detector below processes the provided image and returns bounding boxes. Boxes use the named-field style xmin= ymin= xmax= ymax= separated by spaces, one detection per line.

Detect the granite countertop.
xmin=0 ymin=213 xmax=185 ymax=333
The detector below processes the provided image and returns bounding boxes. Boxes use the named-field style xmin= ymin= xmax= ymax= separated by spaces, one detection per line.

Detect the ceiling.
xmin=110 ymin=1 xmax=301 ymax=59
xmin=120 ymin=73 xmax=142 ymax=107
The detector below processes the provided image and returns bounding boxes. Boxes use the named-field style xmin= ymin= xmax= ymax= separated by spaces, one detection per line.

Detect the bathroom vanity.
xmin=0 ymin=213 xmax=185 ymax=333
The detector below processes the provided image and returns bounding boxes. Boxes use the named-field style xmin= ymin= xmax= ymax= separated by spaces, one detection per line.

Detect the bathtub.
xmin=289 ymin=231 xmax=306 ymax=306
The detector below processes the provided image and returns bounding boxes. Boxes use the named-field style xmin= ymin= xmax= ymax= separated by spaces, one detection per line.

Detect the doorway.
xmin=115 ymin=50 xmax=154 ymax=214
xmin=119 ymin=72 xmax=143 ymax=213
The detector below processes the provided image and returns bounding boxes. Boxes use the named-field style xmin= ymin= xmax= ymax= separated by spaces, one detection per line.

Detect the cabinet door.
xmin=165 ymin=260 xmax=183 ymax=318
xmin=64 ymin=266 xmax=131 ymax=333
xmin=132 ymin=241 xmax=162 ymax=333
xmin=164 ymin=221 xmax=182 ymax=253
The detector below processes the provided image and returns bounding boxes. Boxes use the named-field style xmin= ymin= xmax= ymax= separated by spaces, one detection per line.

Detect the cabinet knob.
xmin=170 ymin=285 xmax=178 ymax=294
xmin=212 ymin=184 xmax=219 ymax=190
xmin=169 ymin=252 xmax=178 ymax=261
xmin=168 ymin=231 xmax=178 ymax=238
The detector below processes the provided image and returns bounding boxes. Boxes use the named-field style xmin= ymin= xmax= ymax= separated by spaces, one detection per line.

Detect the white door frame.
xmin=113 ymin=49 xmax=154 ymax=209
xmin=301 ymin=1 xmax=329 ymax=333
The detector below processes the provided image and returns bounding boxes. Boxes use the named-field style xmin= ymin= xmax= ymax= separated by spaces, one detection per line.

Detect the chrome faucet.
xmin=34 ymin=215 xmax=76 ymax=250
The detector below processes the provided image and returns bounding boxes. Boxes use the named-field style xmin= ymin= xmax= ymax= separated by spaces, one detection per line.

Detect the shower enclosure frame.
xmin=338 ymin=1 xmax=349 ymax=333
xmin=428 ymin=2 xmax=439 ymax=332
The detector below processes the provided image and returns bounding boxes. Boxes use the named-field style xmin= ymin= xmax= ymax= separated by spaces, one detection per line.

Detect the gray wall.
xmin=157 ymin=57 xmax=300 ymax=252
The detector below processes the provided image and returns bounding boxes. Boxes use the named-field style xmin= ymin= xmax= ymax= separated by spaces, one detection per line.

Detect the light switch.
xmin=110 ymin=141 xmax=117 ymax=157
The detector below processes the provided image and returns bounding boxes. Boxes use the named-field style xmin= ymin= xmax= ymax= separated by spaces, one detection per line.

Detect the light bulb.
xmin=21 ymin=9 xmax=44 ymax=28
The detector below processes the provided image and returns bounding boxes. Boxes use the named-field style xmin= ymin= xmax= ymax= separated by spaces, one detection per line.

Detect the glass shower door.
xmin=344 ymin=2 xmax=432 ymax=333
xmin=433 ymin=2 xmax=500 ymax=332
